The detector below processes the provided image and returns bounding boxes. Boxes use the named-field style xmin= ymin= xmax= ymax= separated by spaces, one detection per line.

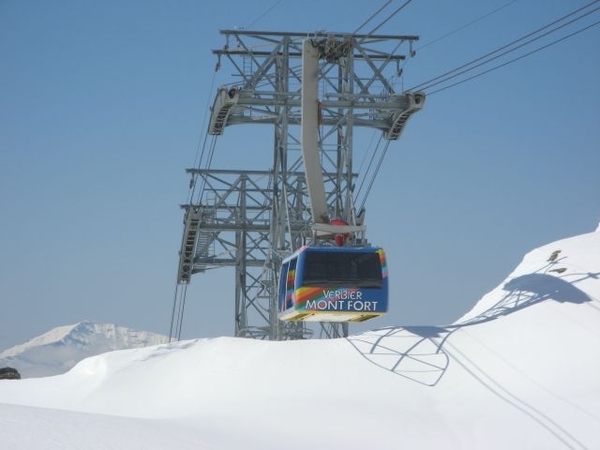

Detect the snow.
xmin=1 ymin=226 xmax=599 ymax=449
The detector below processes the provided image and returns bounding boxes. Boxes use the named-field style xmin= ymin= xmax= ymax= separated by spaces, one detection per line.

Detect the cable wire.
xmin=424 ymin=5 xmax=600 ymax=91
xmin=246 ymin=0 xmax=284 ymax=29
xmin=353 ymin=0 xmax=394 ymax=35
xmin=362 ymin=0 xmax=413 ymax=39
xmin=417 ymin=0 xmax=519 ymax=51
xmin=410 ymin=0 xmax=600 ymax=93
xmin=427 ymin=17 xmax=600 ymax=96
xmin=358 ymin=140 xmax=392 ymax=213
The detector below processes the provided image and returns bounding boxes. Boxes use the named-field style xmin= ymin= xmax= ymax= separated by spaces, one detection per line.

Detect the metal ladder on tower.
xmin=177 ymin=207 xmax=202 ymax=284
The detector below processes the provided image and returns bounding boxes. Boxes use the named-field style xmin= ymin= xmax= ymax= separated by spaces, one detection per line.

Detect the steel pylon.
xmin=171 ymin=30 xmax=424 ymax=341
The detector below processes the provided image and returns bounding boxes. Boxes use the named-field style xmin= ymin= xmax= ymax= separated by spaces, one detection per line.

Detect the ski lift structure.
xmin=172 ymin=30 xmax=425 ymax=341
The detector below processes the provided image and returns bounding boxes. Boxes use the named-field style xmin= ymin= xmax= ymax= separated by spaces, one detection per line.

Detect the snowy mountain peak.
xmin=0 ymin=321 xmax=168 ymax=378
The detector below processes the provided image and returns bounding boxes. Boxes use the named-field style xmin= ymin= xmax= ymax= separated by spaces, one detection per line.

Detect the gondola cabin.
xmin=278 ymin=245 xmax=388 ymax=322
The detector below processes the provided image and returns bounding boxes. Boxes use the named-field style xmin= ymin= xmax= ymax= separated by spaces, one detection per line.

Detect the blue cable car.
xmin=278 ymin=245 xmax=389 ymax=323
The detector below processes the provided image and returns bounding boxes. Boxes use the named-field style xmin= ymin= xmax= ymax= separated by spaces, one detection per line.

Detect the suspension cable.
xmin=352 ymin=0 xmax=394 ymax=35
xmin=417 ymin=0 xmax=519 ymax=52
xmin=169 ymin=283 xmax=188 ymax=342
xmin=246 ymin=0 xmax=284 ymax=29
xmin=355 ymin=132 xmax=383 ymax=204
xmin=171 ymin=61 xmax=223 ymax=341
xmin=410 ymin=0 xmax=600 ymax=92
xmin=168 ymin=284 xmax=179 ymax=341
xmin=358 ymin=139 xmax=392 ymax=213
xmin=427 ymin=17 xmax=600 ymax=96
xmin=191 ymin=134 xmax=219 ymax=204
xmin=362 ymin=0 xmax=413 ymax=39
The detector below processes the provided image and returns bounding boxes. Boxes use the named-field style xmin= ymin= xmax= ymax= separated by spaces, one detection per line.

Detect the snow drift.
xmin=1 ymin=225 xmax=599 ymax=449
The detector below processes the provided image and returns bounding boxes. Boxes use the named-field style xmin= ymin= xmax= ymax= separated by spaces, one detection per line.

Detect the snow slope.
xmin=0 ymin=321 xmax=168 ymax=378
xmin=0 ymin=225 xmax=599 ymax=449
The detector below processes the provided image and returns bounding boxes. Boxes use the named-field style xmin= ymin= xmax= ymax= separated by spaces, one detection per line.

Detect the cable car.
xmin=278 ymin=245 xmax=388 ymax=323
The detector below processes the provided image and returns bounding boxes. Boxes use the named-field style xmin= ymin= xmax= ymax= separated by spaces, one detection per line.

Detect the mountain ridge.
xmin=0 ymin=321 xmax=168 ymax=378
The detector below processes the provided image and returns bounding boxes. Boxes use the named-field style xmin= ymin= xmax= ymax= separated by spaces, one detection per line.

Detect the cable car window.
xmin=287 ymin=258 xmax=297 ymax=292
xmin=278 ymin=261 xmax=289 ymax=301
xmin=302 ymin=250 xmax=382 ymax=287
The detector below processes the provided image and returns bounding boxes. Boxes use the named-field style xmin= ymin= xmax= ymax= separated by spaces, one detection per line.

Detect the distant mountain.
xmin=0 ymin=321 xmax=168 ymax=378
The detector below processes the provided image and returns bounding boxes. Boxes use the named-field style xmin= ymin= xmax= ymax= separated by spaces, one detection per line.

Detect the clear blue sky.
xmin=1 ymin=0 xmax=599 ymax=350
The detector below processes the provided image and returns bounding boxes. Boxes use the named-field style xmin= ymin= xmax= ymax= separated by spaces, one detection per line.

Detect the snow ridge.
xmin=457 ymin=224 xmax=600 ymax=323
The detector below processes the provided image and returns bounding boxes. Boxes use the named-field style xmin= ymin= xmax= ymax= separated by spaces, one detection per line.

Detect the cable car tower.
xmin=171 ymin=30 xmax=425 ymax=341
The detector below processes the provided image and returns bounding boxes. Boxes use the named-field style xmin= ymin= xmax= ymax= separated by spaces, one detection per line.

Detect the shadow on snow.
xmin=346 ymin=252 xmax=598 ymax=387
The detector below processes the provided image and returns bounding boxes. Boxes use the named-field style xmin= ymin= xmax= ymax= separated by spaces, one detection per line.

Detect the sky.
xmin=0 ymin=226 xmax=599 ymax=449
xmin=1 ymin=0 xmax=599 ymax=351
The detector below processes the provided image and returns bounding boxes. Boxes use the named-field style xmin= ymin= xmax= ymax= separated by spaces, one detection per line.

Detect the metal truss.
xmin=172 ymin=30 xmax=424 ymax=341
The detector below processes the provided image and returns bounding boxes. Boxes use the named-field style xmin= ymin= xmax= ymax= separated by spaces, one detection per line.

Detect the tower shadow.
xmin=347 ymin=325 xmax=450 ymax=386
xmin=347 ymin=254 xmax=598 ymax=386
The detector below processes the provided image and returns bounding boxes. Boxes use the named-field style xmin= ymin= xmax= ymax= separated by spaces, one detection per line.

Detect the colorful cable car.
xmin=278 ymin=245 xmax=389 ymax=323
